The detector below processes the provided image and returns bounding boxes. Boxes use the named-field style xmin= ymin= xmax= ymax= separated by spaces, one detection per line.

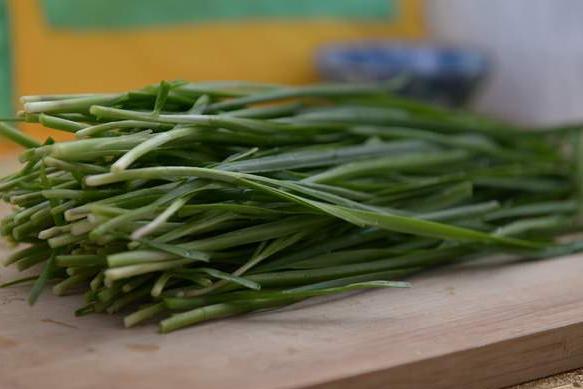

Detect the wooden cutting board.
xmin=0 ymin=157 xmax=582 ymax=389
xmin=2 ymin=244 xmax=583 ymax=389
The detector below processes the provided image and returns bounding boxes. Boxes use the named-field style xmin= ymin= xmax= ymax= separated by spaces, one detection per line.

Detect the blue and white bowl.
xmin=316 ymin=42 xmax=489 ymax=107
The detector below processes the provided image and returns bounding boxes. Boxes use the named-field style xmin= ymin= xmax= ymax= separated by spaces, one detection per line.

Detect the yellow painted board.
xmin=3 ymin=0 xmax=425 ymax=144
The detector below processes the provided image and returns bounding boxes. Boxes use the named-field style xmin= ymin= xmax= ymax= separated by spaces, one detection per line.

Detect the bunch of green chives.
xmin=0 ymin=80 xmax=581 ymax=333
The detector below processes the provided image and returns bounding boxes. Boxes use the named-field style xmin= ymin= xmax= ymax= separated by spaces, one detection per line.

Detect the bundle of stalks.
xmin=1 ymin=80 xmax=581 ymax=333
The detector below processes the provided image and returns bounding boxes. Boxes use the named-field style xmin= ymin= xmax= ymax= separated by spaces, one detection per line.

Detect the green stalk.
xmin=124 ymin=303 xmax=165 ymax=328
xmin=104 ymin=258 xmax=193 ymax=282
xmin=159 ymin=299 xmax=294 ymax=333
xmin=0 ymin=122 xmax=40 ymax=148
xmin=24 ymin=94 xmax=123 ymax=114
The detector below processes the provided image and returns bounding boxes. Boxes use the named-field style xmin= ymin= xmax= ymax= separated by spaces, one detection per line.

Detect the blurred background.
xmin=0 ymin=0 xmax=582 ymax=144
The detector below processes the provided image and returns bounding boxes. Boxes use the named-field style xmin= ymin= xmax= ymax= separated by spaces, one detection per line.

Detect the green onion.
xmin=0 ymin=80 xmax=581 ymax=333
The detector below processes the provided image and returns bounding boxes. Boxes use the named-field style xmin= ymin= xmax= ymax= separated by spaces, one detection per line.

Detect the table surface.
xmin=512 ymin=369 xmax=583 ymax=389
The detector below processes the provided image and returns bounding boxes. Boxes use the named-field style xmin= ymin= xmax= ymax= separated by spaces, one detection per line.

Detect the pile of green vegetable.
xmin=1 ymin=80 xmax=582 ymax=333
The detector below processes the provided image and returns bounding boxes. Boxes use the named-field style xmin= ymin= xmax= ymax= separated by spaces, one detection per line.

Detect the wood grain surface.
xmin=2 ymin=245 xmax=583 ymax=389
xmin=0 ymin=157 xmax=582 ymax=389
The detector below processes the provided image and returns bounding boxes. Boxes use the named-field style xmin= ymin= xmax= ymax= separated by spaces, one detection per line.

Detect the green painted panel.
xmin=41 ymin=0 xmax=395 ymax=30
xmin=0 ymin=0 xmax=12 ymax=117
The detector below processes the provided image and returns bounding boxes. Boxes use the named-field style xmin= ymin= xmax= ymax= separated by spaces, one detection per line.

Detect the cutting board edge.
xmin=303 ymin=321 xmax=583 ymax=389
